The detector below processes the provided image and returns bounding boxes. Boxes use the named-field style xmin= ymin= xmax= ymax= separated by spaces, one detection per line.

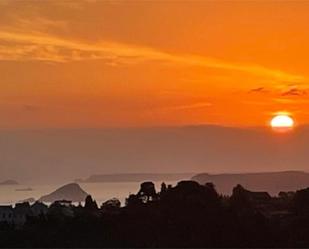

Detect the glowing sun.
xmin=270 ymin=114 xmax=294 ymax=131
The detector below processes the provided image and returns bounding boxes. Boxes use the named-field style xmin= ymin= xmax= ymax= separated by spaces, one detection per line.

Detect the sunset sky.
xmin=1 ymin=1 xmax=309 ymax=129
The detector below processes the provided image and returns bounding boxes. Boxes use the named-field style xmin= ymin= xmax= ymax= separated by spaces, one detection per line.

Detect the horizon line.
xmin=1 ymin=123 xmax=309 ymax=132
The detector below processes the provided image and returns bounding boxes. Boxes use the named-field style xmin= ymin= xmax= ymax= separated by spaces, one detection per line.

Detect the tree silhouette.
xmin=101 ymin=198 xmax=121 ymax=213
xmin=2 ymin=181 xmax=309 ymax=248
xmin=84 ymin=195 xmax=98 ymax=211
xmin=137 ymin=181 xmax=157 ymax=202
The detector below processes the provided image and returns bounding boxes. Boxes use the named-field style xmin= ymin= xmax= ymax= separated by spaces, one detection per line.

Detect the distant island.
xmin=78 ymin=173 xmax=193 ymax=183
xmin=39 ymin=183 xmax=88 ymax=203
xmin=192 ymin=171 xmax=309 ymax=195
xmin=0 ymin=180 xmax=19 ymax=185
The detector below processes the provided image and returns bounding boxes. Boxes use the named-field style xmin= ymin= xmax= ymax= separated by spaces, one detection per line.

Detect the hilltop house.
xmin=246 ymin=190 xmax=272 ymax=203
xmin=232 ymin=184 xmax=271 ymax=203
xmin=54 ymin=200 xmax=72 ymax=207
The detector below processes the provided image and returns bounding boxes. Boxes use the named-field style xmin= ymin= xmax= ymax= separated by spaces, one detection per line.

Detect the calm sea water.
xmin=0 ymin=181 xmax=177 ymax=206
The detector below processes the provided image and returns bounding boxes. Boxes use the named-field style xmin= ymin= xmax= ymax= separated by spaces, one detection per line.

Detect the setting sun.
xmin=270 ymin=114 xmax=294 ymax=130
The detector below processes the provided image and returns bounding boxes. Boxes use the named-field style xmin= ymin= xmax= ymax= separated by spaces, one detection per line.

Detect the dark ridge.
xmin=192 ymin=171 xmax=309 ymax=195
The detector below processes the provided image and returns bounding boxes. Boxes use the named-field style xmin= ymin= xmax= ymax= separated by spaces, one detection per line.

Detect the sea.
xmin=0 ymin=181 xmax=178 ymax=206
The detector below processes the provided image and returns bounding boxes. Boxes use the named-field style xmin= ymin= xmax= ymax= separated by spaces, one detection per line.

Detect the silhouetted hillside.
xmin=192 ymin=171 xmax=309 ymax=195
xmin=39 ymin=183 xmax=88 ymax=202
xmin=2 ymin=180 xmax=309 ymax=247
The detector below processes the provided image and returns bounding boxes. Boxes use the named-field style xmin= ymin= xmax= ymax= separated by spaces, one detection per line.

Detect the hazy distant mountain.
xmin=0 ymin=180 xmax=18 ymax=185
xmin=39 ymin=183 xmax=88 ymax=202
xmin=1 ymin=125 xmax=309 ymax=183
xmin=80 ymin=173 xmax=193 ymax=183
xmin=192 ymin=171 xmax=309 ymax=195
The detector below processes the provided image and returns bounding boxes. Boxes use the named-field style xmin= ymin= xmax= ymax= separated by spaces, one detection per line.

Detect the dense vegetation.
xmin=1 ymin=180 xmax=309 ymax=248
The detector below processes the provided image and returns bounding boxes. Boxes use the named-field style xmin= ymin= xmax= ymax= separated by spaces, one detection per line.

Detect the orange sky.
xmin=1 ymin=1 xmax=309 ymax=129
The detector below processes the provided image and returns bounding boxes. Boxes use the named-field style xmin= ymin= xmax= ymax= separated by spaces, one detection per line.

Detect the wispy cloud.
xmin=163 ymin=102 xmax=213 ymax=111
xmin=0 ymin=30 xmax=304 ymax=82
xmin=273 ymin=98 xmax=309 ymax=104
xmin=281 ymin=87 xmax=307 ymax=96
xmin=247 ymin=85 xmax=309 ymax=99
xmin=248 ymin=87 xmax=268 ymax=94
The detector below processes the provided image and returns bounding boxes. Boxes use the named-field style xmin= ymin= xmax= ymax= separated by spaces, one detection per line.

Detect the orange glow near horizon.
xmin=0 ymin=2 xmax=309 ymax=129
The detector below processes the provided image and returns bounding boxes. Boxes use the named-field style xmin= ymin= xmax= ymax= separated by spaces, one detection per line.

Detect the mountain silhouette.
xmin=39 ymin=183 xmax=88 ymax=202
xmin=192 ymin=171 xmax=309 ymax=195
